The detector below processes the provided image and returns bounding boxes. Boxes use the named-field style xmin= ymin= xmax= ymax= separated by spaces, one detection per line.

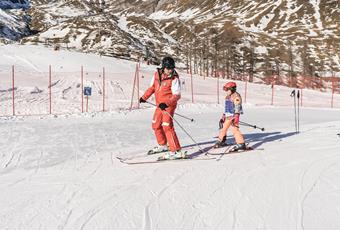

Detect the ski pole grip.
xmin=146 ymin=101 xmax=194 ymax=122
xmin=255 ymin=126 xmax=265 ymax=131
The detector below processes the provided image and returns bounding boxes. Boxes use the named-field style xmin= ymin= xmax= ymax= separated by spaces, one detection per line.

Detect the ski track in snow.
xmin=299 ymin=155 xmax=340 ymax=230
xmin=1 ymin=106 xmax=340 ymax=230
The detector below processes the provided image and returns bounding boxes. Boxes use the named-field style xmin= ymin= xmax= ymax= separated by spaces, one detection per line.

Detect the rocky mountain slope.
xmin=1 ymin=0 xmax=339 ymax=79
xmin=0 ymin=0 xmax=31 ymax=41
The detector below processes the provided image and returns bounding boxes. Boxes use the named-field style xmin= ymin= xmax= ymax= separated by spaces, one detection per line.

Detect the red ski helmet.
xmin=223 ymin=82 xmax=237 ymax=92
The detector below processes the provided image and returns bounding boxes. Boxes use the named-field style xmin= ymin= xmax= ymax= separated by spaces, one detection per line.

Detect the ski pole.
xmin=239 ymin=121 xmax=265 ymax=131
xmin=290 ymin=90 xmax=297 ymax=133
xmin=297 ymin=90 xmax=300 ymax=133
xmin=163 ymin=110 xmax=205 ymax=154
xmin=146 ymin=101 xmax=194 ymax=122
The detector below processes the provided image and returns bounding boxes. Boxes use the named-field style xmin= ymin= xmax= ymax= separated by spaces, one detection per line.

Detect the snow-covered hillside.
xmin=1 ymin=0 xmax=339 ymax=75
xmin=0 ymin=0 xmax=29 ymax=9
xmin=0 ymin=0 xmax=31 ymax=41
xmin=0 ymin=45 xmax=340 ymax=229
xmin=1 ymin=44 xmax=340 ymax=116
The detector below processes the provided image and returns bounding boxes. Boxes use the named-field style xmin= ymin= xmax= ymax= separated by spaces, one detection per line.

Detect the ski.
xmin=207 ymin=144 xmax=263 ymax=155
xmin=147 ymin=149 xmax=169 ymax=155
xmin=116 ymin=155 xmax=216 ymax=165
xmin=206 ymin=145 xmax=233 ymax=155
xmin=226 ymin=146 xmax=263 ymax=154
xmin=116 ymin=142 xmax=217 ymax=165
xmin=147 ymin=145 xmax=196 ymax=155
xmin=117 ymin=146 xmax=196 ymax=162
xmin=225 ymin=146 xmax=254 ymax=154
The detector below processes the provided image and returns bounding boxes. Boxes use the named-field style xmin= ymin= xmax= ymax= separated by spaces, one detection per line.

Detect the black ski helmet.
xmin=161 ymin=57 xmax=175 ymax=69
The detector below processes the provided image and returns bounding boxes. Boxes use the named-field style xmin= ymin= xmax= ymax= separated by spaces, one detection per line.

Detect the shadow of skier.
xmin=244 ymin=131 xmax=296 ymax=149
xmin=181 ymin=131 xmax=296 ymax=158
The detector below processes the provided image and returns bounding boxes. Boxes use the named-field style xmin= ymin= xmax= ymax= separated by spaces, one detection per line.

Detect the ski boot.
xmin=158 ymin=150 xmax=187 ymax=160
xmin=229 ymin=143 xmax=247 ymax=152
xmin=213 ymin=137 xmax=228 ymax=149
xmin=147 ymin=145 xmax=168 ymax=155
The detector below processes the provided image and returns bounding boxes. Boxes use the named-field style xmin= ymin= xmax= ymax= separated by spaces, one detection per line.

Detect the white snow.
xmin=255 ymin=46 xmax=268 ymax=54
xmin=179 ymin=8 xmax=200 ymax=20
xmin=0 ymin=8 xmax=26 ymax=31
xmin=52 ymin=6 xmax=87 ymax=17
xmin=68 ymin=29 xmax=88 ymax=49
xmin=40 ymin=26 xmax=71 ymax=39
xmin=281 ymin=2 xmax=303 ymax=28
xmin=0 ymin=45 xmax=340 ymax=230
xmin=309 ymin=0 xmax=324 ymax=31
xmin=0 ymin=0 xmax=29 ymax=9
xmin=0 ymin=44 xmax=135 ymax=73
xmin=117 ymin=15 xmax=129 ymax=33
xmin=162 ymin=31 xmax=176 ymax=44
xmin=0 ymin=9 xmax=15 ymax=22
xmin=148 ymin=10 xmax=179 ymax=20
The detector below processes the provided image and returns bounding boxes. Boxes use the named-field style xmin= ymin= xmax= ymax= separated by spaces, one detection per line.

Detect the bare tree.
xmin=287 ymin=41 xmax=295 ymax=87
xmin=217 ymin=22 xmax=243 ymax=79
xmin=241 ymin=39 xmax=256 ymax=82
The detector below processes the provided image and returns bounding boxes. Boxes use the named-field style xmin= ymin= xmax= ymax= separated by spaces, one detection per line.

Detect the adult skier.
xmin=214 ymin=81 xmax=246 ymax=151
xmin=139 ymin=57 xmax=186 ymax=160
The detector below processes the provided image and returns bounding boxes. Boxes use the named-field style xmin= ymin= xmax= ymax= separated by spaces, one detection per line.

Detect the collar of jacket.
xmin=226 ymin=91 xmax=237 ymax=99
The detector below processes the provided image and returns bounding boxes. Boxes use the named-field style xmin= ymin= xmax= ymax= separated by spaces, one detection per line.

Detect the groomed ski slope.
xmin=0 ymin=45 xmax=340 ymax=230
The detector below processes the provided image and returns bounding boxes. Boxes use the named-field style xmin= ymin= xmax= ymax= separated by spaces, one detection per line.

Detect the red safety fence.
xmin=177 ymin=71 xmax=340 ymax=108
xmin=0 ymin=65 xmax=136 ymax=117
xmin=0 ymin=64 xmax=339 ymax=117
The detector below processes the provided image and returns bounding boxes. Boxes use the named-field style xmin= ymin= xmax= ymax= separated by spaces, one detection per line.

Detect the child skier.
xmin=214 ymin=81 xmax=246 ymax=151
xmin=139 ymin=57 xmax=186 ymax=160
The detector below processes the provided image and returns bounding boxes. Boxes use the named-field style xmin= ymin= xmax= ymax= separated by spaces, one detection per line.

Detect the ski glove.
xmin=139 ymin=97 xmax=146 ymax=103
xmin=233 ymin=114 xmax=240 ymax=127
xmin=159 ymin=103 xmax=168 ymax=110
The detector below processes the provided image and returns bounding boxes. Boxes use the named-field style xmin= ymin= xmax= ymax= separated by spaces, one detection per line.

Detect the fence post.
xmin=244 ymin=75 xmax=248 ymax=103
xmin=81 ymin=66 xmax=84 ymax=113
xmin=12 ymin=65 xmax=15 ymax=116
xmin=49 ymin=65 xmax=52 ymax=114
xmin=190 ymin=66 xmax=194 ymax=103
xmin=129 ymin=63 xmax=138 ymax=110
xmin=271 ymin=82 xmax=274 ymax=105
xmin=86 ymin=96 xmax=89 ymax=112
xmin=204 ymin=67 xmax=206 ymax=80
xmin=331 ymin=74 xmax=335 ymax=108
xmin=137 ymin=63 xmax=140 ymax=109
xmin=217 ymin=71 xmax=219 ymax=104
xmin=102 ymin=67 xmax=105 ymax=112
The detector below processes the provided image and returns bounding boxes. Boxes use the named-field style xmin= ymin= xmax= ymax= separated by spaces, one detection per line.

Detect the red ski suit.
xmin=141 ymin=69 xmax=181 ymax=152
